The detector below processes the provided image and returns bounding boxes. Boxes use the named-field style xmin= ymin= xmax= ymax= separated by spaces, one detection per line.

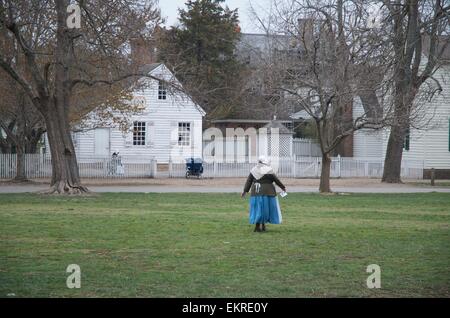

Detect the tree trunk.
xmin=319 ymin=153 xmax=332 ymax=193
xmin=43 ymin=106 xmax=87 ymax=194
xmin=39 ymin=0 xmax=88 ymax=194
xmin=382 ymin=125 xmax=405 ymax=183
xmin=381 ymin=6 xmax=415 ymax=184
xmin=381 ymin=61 xmax=409 ymax=184
xmin=14 ymin=145 xmax=27 ymax=181
xmin=25 ymin=129 xmax=44 ymax=154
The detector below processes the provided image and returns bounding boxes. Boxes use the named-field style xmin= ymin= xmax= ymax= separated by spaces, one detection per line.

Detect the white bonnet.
xmin=258 ymin=155 xmax=270 ymax=165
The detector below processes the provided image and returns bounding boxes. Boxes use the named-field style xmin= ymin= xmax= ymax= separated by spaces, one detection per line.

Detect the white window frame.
xmin=158 ymin=81 xmax=167 ymax=100
xmin=178 ymin=122 xmax=191 ymax=147
xmin=133 ymin=121 xmax=146 ymax=146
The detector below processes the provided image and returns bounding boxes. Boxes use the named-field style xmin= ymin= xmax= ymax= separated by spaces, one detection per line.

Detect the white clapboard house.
xmin=289 ymin=57 xmax=450 ymax=178
xmin=353 ymin=60 xmax=450 ymax=178
xmin=47 ymin=63 xmax=205 ymax=165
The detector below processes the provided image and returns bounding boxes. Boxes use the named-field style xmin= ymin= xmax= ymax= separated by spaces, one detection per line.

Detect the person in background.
xmin=241 ymin=155 xmax=286 ymax=232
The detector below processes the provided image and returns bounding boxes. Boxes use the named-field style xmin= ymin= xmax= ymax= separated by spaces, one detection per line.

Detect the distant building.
xmin=45 ymin=63 xmax=206 ymax=164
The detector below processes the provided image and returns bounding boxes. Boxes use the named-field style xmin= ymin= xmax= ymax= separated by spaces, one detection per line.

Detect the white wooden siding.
xmin=352 ymin=61 xmax=450 ymax=169
xmin=354 ymin=129 xmax=383 ymax=158
xmin=74 ymin=130 xmax=95 ymax=157
xmin=352 ymin=96 xmax=384 ymax=158
xmin=422 ymin=63 xmax=450 ymax=169
xmin=71 ymin=64 xmax=205 ymax=163
xmin=381 ymin=63 xmax=450 ymax=169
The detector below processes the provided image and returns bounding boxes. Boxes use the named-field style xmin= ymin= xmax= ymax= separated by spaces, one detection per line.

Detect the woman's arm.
xmin=242 ymin=173 xmax=254 ymax=195
xmin=272 ymin=174 xmax=286 ymax=191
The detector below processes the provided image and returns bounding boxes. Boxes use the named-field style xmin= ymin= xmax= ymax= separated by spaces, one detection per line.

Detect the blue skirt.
xmin=249 ymin=196 xmax=282 ymax=224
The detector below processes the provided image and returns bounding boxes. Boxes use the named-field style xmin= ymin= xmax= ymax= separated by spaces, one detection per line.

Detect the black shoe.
xmin=261 ymin=224 xmax=266 ymax=232
xmin=254 ymin=223 xmax=261 ymax=232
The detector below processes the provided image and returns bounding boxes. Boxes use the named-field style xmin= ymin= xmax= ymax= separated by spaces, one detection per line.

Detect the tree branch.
xmin=0 ymin=54 xmax=40 ymax=104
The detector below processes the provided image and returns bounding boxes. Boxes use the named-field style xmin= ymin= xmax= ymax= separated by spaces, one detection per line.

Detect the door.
xmin=94 ymin=128 xmax=110 ymax=157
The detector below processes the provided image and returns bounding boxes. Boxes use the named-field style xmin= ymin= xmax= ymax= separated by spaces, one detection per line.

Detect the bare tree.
xmin=0 ymin=37 xmax=45 ymax=181
xmin=379 ymin=0 xmax=449 ymax=183
xmin=0 ymin=0 xmax=162 ymax=193
xmin=251 ymin=0 xmax=390 ymax=192
xmin=0 ymin=71 xmax=45 ymax=181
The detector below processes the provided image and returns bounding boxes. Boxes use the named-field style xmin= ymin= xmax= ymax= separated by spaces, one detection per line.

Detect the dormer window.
xmin=158 ymin=81 xmax=167 ymax=100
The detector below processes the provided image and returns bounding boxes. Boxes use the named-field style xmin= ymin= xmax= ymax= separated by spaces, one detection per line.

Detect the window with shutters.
xmin=133 ymin=121 xmax=146 ymax=146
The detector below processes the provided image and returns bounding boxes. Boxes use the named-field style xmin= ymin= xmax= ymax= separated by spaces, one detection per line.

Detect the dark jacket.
xmin=243 ymin=173 xmax=286 ymax=197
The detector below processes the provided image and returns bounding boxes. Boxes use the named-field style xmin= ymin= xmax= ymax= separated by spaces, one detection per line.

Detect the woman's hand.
xmin=241 ymin=192 xmax=246 ymax=198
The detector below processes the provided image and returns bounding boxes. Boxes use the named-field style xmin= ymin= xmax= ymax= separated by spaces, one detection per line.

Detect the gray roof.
xmin=236 ymin=33 xmax=295 ymax=65
xmin=290 ymin=109 xmax=313 ymax=120
xmin=237 ymin=33 xmax=291 ymax=52
xmin=263 ymin=120 xmax=292 ymax=134
xmin=139 ymin=63 xmax=161 ymax=74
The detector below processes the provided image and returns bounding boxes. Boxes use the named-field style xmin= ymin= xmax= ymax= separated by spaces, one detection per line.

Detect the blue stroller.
xmin=185 ymin=157 xmax=203 ymax=178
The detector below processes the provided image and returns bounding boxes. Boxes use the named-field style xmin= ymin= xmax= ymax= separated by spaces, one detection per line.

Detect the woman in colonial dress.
xmin=241 ymin=155 xmax=286 ymax=232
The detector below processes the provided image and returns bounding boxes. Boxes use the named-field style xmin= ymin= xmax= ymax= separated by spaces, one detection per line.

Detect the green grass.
xmin=0 ymin=192 xmax=449 ymax=298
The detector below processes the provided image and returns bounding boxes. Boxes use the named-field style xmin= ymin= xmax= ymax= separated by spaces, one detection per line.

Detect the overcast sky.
xmin=158 ymin=0 xmax=271 ymax=34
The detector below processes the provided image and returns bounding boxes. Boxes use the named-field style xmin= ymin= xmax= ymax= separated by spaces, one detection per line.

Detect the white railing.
xmin=169 ymin=161 xmax=256 ymax=178
xmin=76 ymin=156 xmax=157 ymax=178
xmin=0 ymin=153 xmax=423 ymax=180
xmin=203 ymin=137 xmax=321 ymax=158
xmin=0 ymin=154 xmax=157 ymax=179
xmin=0 ymin=154 xmax=51 ymax=179
xmin=293 ymin=138 xmax=322 ymax=157
xmin=168 ymin=156 xmax=424 ymax=179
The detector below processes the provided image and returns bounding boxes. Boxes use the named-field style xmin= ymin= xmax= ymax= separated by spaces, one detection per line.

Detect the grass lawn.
xmin=0 ymin=192 xmax=449 ymax=298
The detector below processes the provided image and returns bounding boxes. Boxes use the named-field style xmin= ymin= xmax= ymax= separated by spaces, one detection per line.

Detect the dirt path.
xmin=0 ymin=177 xmax=412 ymax=187
xmin=1 ymin=178 xmax=449 ymax=193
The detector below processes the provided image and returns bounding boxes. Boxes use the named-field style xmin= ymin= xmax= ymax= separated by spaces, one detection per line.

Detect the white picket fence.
xmin=169 ymin=156 xmax=424 ymax=179
xmin=0 ymin=154 xmax=423 ymax=179
xmin=0 ymin=154 xmax=157 ymax=179
xmin=203 ymin=137 xmax=321 ymax=159
xmin=292 ymin=138 xmax=322 ymax=157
